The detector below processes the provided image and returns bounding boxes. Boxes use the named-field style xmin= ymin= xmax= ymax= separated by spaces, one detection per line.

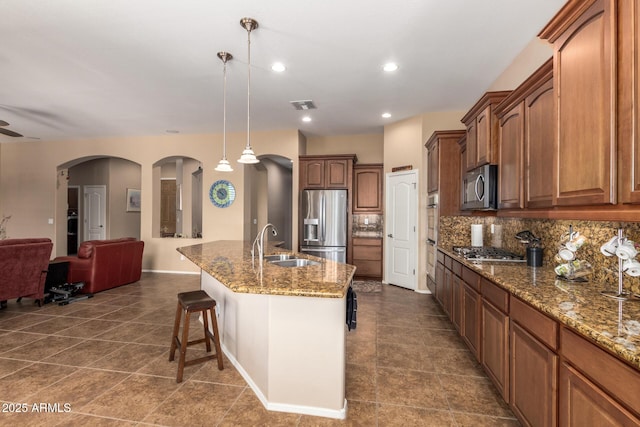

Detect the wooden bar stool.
xmin=169 ymin=290 xmax=223 ymax=382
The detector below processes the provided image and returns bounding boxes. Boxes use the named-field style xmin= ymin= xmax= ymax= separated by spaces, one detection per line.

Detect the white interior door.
xmin=384 ymin=170 xmax=418 ymax=290
xmin=84 ymin=185 xmax=106 ymax=241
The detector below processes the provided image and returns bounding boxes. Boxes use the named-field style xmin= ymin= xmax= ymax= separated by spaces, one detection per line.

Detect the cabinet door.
xmin=451 ymin=274 xmax=462 ymax=332
xmin=482 ymin=300 xmax=509 ymax=402
xmin=510 ymin=321 xmax=558 ymax=427
xmin=476 ymin=105 xmax=492 ymax=167
xmin=435 ymin=262 xmax=445 ymax=307
xmin=618 ymin=0 xmax=640 ymax=203
xmin=427 ymin=142 xmax=439 ymax=194
xmin=300 ymin=159 xmax=325 ymax=189
xmin=499 ymin=102 xmax=525 ymax=209
xmin=552 ymin=0 xmax=616 ymax=206
xmin=560 ymin=362 xmax=640 ymax=427
xmin=326 ymin=159 xmax=349 ymax=188
xmin=443 ymin=267 xmax=452 ymax=317
xmin=462 ymin=283 xmax=481 ymax=361
xmin=353 ymin=166 xmax=383 ymax=213
xmin=526 ymin=77 xmax=555 ymax=208
xmin=466 ymin=120 xmax=477 ymax=171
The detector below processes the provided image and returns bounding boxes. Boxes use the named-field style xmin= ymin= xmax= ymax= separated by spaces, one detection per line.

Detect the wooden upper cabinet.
xmin=497 ymin=102 xmax=525 ymax=209
xmin=539 ymin=0 xmax=616 ymax=206
xmin=427 ymin=141 xmax=439 ymax=194
xmin=425 ymin=130 xmax=465 ymax=215
xmin=353 ymin=164 xmax=383 ymax=213
xmin=299 ymin=155 xmax=356 ymax=189
xmin=300 ymin=159 xmax=325 ymax=188
xmin=495 ymin=58 xmax=554 ymax=210
xmin=525 ymin=70 xmax=555 ymax=208
xmin=326 ymin=159 xmax=350 ymax=188
xmin=465 ymin=120 xmax=478 ymax=172
xmin=461 ymin=91 xmax=511 ymax=172
xmin=618 ymin=0 xmax=640 ymax=204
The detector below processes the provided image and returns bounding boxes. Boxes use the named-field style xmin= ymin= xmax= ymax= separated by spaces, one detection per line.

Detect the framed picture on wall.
xmin=126 ymin=188 xmax=141 ymax=212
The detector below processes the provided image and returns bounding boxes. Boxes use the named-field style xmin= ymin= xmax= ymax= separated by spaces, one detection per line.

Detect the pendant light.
xmin=215 ymin=51 xmax=233 ymax=172
xmin=237 ymin=17 xmax=260 ymax=164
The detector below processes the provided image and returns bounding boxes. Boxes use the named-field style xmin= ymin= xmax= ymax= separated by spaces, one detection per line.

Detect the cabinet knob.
xmin=387 ymin=233 xmax=393 ymax=238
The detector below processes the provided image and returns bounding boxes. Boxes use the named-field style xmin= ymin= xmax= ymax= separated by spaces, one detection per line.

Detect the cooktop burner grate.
xmin=452 ymin=246 xmax=526 ymax=262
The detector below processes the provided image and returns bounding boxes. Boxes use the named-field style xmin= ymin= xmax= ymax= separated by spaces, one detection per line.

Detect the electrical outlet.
xmin=364 ymin=218 xmax=369 ymax=225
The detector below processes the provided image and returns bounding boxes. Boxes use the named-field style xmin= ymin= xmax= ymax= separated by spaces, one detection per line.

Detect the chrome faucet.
xmin=252 ymin=223 xmax=278 ymax=265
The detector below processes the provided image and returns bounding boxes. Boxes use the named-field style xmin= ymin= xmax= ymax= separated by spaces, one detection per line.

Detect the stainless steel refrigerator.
xmin=300 ymin=189 xmax=347 ymax=263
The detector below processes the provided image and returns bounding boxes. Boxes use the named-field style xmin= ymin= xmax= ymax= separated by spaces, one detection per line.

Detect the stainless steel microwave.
xmin=461 ymin=164 xmax=498 ymax=210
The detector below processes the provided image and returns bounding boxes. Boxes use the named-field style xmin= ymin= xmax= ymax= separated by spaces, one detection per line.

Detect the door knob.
xmin=387 ymin=233 xmax=393 ymax=238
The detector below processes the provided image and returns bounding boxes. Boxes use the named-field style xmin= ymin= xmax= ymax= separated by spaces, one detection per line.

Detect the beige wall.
xmin=0 ymin=129 xmax=301 ymax=273
xmin=487 ymin=37 xmax=553 ymax=91
xmin=306 ymin=133 xmax=384 ymax=164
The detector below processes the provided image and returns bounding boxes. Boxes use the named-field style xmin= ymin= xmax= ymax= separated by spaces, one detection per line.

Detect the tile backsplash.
xmin=439 ymin=215 xmax=640 ymax=294
xmin=353 ymin=214 xmax=383 ymax=238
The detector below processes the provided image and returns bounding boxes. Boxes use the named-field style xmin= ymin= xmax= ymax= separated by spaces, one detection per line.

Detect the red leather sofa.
xmin=0 ymin=238 xmax=53 ymax=307
xmin=54 ymin=238 xmax=144 ymax=294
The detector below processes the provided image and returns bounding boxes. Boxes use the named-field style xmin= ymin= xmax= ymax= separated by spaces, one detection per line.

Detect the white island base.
xmin=201 ymin=272 xmax=347 ymax=419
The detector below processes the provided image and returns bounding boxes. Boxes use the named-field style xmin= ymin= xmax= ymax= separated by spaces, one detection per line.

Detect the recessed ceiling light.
xmin=271 ymin=62 xmax=286 ymax=72
xmin=383 ymin=63 xmax=398 ymax=72
xmin=302 ymin=116 xmax=312 ymax=122
xmin=381 ymin=113 xmax=392 ymax=118
xmin=166 ymin=130 xmax=180 ymax=134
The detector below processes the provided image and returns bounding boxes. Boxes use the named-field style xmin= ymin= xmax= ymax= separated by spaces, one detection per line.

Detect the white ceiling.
xmin=0 ymin=0 xmax=565 ymax=142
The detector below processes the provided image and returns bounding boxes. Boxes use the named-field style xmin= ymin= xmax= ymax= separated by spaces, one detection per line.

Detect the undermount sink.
xmin=264 ymin=254 xmax=297 ymax=262
xmin=269 ymin=258 xmax=321 ymax=268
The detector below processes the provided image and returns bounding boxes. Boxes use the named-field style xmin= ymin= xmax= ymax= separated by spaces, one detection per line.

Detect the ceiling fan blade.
xmin=0 ymin=120 xmax=9 ymax=126
xmin=0 ymin=128 xmax=23 ymax=137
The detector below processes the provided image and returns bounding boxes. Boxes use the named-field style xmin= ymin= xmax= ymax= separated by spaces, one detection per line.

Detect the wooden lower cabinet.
xmin=560 ymin=362 xmax=640 ymax=427
xmin=451 ymin=274 xmax=462 ymax=332
xmin=482 ymin=300 xmax=509 ymax=402
xmin=352 ymin=238 xmax=382 ymax=280
xmin=462 ymin=283 xmax=481 ymax=362
xmin=443 ymin=267 xmax=452 ymax=317
xmin=435 ymin=262 xmax=445 ymax=306
xmin=510 ymin=321 xmax=558 ymax=427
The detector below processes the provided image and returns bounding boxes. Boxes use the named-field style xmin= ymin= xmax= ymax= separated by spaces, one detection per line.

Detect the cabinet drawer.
xmin=437 ymin=250 xmax=445 ymax=264
xmin=481 ymin=278 xmax=509 ymax=314
xmin=462 ymin=266 xmax=480 ymax=292
xmin=444 ymin=255 xmax=453 ymax=270
xmin=353 ymin=245 xmax=381 ymax=261
xmin=561 ymin=327 xmax=640 ymax=416
xmin=511 ymin=297 xmax=558 ymax=350
xmin=352 ymin=238 xmax=381 ymax=246
xmin=451 ymin=259 xmax=462 ymax=277
xmin=353 ymin=260 xmax=382 ymax=277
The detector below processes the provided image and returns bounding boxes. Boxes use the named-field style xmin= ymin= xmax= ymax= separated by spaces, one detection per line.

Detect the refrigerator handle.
xmin=321 ymin=191 xmax=326 ymax=242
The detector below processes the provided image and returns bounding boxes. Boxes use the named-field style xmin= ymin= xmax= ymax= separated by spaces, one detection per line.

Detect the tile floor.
xmin=0 ymin=273 xmax=520 ymax=426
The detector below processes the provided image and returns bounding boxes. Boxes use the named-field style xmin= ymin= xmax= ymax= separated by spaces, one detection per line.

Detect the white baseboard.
xmin=141 ymin=269 xmax=199 ymax=275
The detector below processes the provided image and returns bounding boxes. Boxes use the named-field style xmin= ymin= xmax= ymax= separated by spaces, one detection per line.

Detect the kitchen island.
xmin=177 ymin=240 xmax=356 ymax=419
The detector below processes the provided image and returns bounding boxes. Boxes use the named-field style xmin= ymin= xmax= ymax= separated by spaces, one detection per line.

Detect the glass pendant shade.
xmin=238 ymin=17 xmax=260 ymax=165
xmin=238 ymin=148 xmax=259 ymax=164
xmin=215 ymin=158 xmax=233 ymax=172
xmin=216 ymin=51 xmax=233 ymax=172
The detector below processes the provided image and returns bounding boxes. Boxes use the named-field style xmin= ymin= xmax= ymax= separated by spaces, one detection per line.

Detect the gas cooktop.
xmin=452 ymin=246 xmax=526 ymax=262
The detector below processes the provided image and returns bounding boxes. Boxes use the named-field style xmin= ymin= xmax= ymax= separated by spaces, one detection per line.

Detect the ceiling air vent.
xmin=289 ymin=100 xmax=316 ymax=110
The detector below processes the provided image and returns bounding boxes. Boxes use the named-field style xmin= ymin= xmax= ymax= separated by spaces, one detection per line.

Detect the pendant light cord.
xmin=222 ymin=58 xmax=228 ymax=160
xmin=246 ymin=26 xmax=251 ymax=150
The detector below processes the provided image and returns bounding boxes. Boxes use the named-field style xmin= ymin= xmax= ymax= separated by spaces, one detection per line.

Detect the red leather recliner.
xmin=54 ymin=238 xmax=144 ymax=294
xmin=0 ymin=238 xmax=53 ymax=306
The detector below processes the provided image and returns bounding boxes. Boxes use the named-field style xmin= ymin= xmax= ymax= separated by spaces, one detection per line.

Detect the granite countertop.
xmin=438 ymin=247 xmax=640 ymax=370
xmin=177 ymin=240 xmax=356 ymax=298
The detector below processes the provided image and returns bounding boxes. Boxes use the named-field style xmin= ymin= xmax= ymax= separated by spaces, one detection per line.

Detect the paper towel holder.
xmin=601 ymin=228 xmax=640 ymax=301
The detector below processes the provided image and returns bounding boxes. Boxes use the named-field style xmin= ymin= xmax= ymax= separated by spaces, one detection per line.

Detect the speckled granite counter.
xmin=438 ymin=247 xmax=640 ymax=370
xmin=177 ymin=240 xmax=356 ymax=298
